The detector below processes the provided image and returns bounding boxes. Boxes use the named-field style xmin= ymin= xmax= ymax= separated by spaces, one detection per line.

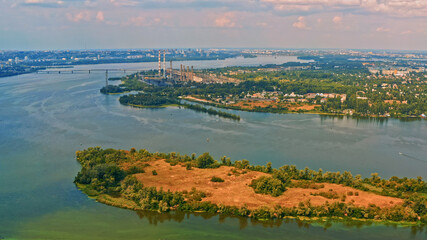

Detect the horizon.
xmin=2 ymin=47 xmax=427 ymax=53
xmin=1 ymin=0 xmax=426 ymax=51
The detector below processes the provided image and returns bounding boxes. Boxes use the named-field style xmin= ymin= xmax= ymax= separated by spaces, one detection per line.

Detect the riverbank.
xmin=182 ymin=96 xmax=426 ymax=120
xmin=119 ymin=95 xmax=241 ymax=120
xmin=127 ymin=103 xmax=180 ymax=108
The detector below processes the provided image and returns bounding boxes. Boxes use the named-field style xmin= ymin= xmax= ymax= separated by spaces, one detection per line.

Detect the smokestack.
xmin=180 ymin=64 xmax=183 ymax=81
xmin=163 ymin=50 xmax=166 ymax=78
xmin=187 ymin=66 xmax=190 ymax=81
xmin=158 ymin=50 xmax=161 ymax=77
xmin=191 ymin=66 xmax=194 ymax=81
xmin=170 ymin=60 xmax=172 ymax=79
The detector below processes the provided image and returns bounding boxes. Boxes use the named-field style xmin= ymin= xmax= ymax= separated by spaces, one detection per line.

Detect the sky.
xmin=0 ymin=0 xmax=426 ymax=51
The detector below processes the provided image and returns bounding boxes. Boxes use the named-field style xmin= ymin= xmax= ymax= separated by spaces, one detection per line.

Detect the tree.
xmin=196 ymin=152 xmax=215 ymax=168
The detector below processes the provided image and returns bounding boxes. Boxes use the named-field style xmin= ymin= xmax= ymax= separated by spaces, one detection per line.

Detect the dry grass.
xmin=231 ymin=100 xmax=319 ymax=111
xmin=133 ymin=159 xmax=404 ymax=210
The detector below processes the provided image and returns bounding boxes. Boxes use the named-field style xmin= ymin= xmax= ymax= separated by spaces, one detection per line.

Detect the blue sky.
xmin=1 ymin=0 xmax=426 ymax=50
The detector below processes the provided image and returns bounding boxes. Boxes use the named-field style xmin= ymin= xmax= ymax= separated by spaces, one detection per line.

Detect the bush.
xmin=127 ymin=165 xmax=145 ymax=174
xmin=152 ymin=170 xmax=158 ymax=175
xmin=211 ymin=176 xmax=225 ymax=182
xmin=186 ymin=164 xmax=192 ymax=170
xmin=250 ymin=176 xmax=286 ymax=197
xmin=290 ymin=180 xmax=323 ymax=189
xmin=196 ymin=153 xmax=216 ymax=168
xmin=311 ymin=190 xmax=339 ymax=199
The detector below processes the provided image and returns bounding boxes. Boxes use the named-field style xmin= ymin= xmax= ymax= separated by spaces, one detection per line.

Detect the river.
xmin=0 ymin=56 xmax=426 ymax=239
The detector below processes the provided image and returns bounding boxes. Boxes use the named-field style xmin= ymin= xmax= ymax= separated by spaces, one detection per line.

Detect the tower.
xmin=187 ymin=66 xmax=190 ymax=81
xmin=191 ymin=66 xmax=194 ymax=81
xmin=170 ymin=60 xmax=172 ymax=79
xmin=163 ymin=50 xmax=166 ymax=78
xmin=158 ymin=50 xmax=161 ymax=77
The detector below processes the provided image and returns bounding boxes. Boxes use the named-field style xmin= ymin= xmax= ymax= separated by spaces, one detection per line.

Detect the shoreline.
xmin=76 ymin=183 xmax=423 ymax=227
xmin=182 ymin=97 xmax=425 ymax=120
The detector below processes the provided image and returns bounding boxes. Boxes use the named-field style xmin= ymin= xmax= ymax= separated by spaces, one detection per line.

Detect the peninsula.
xmin=100 ymin=56 xmax=427 ymax=119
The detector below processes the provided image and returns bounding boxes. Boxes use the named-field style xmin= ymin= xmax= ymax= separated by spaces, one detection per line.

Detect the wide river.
xmin=0 ymin=56 xmax=426 ymax=239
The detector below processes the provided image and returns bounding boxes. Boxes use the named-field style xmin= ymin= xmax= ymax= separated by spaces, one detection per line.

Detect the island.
xmin=74 ymin=147 xmax=427 ymax=224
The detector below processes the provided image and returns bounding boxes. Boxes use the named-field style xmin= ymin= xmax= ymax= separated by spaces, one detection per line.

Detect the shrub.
xmin=196 ymin=152 xmax=216 ymax=168
xmin=152 ymin=170 xmax=158 ymax=175
xmin=186 ymin=164 xmax=192 ymax=170
xmin=127 ymin=165 xmax=145 ymax=174
xmin=290 ymin=180 xmax=324 ymax=189
xmin=311 ymin=191 xmax=339 ymax=199
xmin=250 ymin=176 xmax=286 ymax=197
xmin=211 ymin=176 xmax=225 ymax=182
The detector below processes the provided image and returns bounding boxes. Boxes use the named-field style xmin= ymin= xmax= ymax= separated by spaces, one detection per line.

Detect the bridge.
xmin=37 ymin=68 xmax=160 ymax=88
xmin=37 ymin=63 xmax=199 ymax=88
xmin=36 ymin=50 xmax=201 ymax=88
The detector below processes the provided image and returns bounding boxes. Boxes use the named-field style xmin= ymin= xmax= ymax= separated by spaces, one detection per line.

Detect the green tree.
xmin=196 ymin=152 xmax=215 ymax=168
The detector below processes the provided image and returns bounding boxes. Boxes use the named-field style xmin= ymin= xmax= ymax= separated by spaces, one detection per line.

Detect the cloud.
xmin=66 ymin=11 xmax=92 ymax=22
xmin=332 ymin=15 xmax=342 ymax=24
xmin=125 ymin=15 xmax=163 ymax=27
xmin=292 ymin=16 xmax=309 ymax=29
xmin=22 ymin=0 xmax=65 ymax=8
xmin=376 ymin=27 xmax=390 ymax=32
xmin=400 ymin=30 xmax=413 ymax=35
xmin=260 ymin=0 xmax=427 ymax=17
xmin=25 ymin=0 xmax=44 ymax=3
xmin=214 ymin=12 xmax=236 ymax=28
xmin=256 ymin=22 xmax=268 ymax=27
xmin=110 ymin=0 xmax=138 ymax=7
xmin=96 ymin=11 xmax=104 ymax=21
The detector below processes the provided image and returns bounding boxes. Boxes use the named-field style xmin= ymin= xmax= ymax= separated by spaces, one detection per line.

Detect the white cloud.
xmin=25 ymin=0 xmax=44 ymax=3
xmin=215 ymin=12 xmax=236 ymax=28
xmin=332 ymin=16 xmax=342 ymax=24
xmin=261 ymin=0 xmax=427 ymax=17
xmin=110 ymin=0 xmax=138 ymax=7
xmin=376 ymin=27 xmax=390 ymax=32
xmin=256 ymin=22 xmax=268 ymax=27
xmin=292 ymin=16 xmax=309 ymax=29
xmin=24 ymin=0 xmax=64 ymax=4
xmin=66 ymin=11 xmax=91 ymax=22
xmin=96 ymin=11 xmax=104 ymax=21
xmin=125 ymin=15 xmax=163 ymax=27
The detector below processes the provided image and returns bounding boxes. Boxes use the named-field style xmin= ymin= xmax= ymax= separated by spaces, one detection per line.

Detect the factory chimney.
xmin=163 ymin=50 xmax=166 ymax=78
xmin=180 ymin=64 xmax=183 ymax=81
xmin=170 ymin=61 xmax=173 ymax=79
xmin=187 ymin=66 xmax=190 ymax=81
xmin=158 ymin=50 xmax=161 ymax=77
xmin=191 ymin=66 xmax=194 ymax=81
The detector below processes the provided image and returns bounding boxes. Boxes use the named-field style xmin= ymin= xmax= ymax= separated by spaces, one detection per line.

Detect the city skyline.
xmin=1 ymin=0 xmax=427 ymax=51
